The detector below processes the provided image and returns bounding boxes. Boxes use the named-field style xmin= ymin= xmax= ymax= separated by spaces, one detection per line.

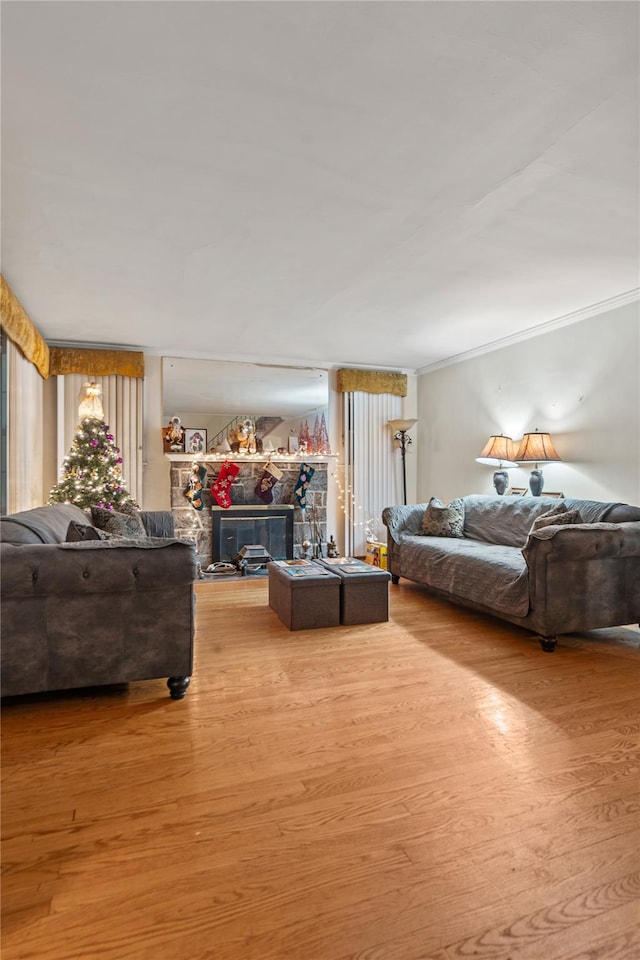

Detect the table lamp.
xmin=514 ymin=429 xmax=561 ymax=496
xmin=476 ymin=434 xmax=518 ymax=495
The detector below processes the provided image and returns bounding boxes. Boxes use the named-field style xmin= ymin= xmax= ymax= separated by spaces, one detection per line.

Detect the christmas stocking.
xmin=254 ymin=461 xmax=283 ymax=505
xmin=293 ymin=463 xmax=315 ymax=509
xmin=184 ymin=463 xmax=207 ymax=510
xmin=211 ymin=460 xmax=240 ymax=509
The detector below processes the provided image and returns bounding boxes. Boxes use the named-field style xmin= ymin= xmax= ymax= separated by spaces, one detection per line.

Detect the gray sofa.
xmin=1 ymin=503 xmax=197 ymax=698
xmin=382 ymin=494 xmax=640 ymax=650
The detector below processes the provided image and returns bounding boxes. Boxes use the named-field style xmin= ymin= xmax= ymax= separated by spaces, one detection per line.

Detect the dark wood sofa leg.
xmin=539 ymin=636 xmax=557 ymax=653
xmin=391 ymin=575 xmax=399 ymax=585
xmin=167 ymin=676 xmax=191 ymax=699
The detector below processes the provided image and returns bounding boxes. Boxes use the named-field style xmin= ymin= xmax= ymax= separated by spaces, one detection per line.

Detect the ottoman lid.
xmin=316 ymin=558 xmax=391 ymax=581
xmin=268 ymin=560 xmax=340 ymax=587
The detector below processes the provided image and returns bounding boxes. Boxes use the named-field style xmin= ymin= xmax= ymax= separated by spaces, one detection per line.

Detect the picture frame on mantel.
xmin=185 ymin=429 xmax=207 ymax=454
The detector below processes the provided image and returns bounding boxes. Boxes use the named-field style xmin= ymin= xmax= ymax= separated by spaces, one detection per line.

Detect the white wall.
xmin=143 ymin=355 xmax=170 ymax=509
xmin=416 ymin=301 xmax=640 ymax=505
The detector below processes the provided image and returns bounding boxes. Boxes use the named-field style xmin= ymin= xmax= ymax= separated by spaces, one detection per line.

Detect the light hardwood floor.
xmin=2 ymin=578 xmax=639 ymax=960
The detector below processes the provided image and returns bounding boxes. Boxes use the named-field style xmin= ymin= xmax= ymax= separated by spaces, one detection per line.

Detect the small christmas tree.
xmin=49 ymin=418 xmax=137 ymax=511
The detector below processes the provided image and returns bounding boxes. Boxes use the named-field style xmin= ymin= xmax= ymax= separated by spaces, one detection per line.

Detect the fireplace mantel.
xmin=165 ymin=454 xmax=337 ymax=463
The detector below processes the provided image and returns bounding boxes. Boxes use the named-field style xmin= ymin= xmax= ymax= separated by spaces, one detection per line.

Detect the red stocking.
xmin=211 ymin=460 xmax=240 ymax=509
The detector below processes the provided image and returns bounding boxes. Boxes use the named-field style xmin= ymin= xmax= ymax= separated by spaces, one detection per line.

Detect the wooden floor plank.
xmin=2 ymin=579 xmax=639 ymax=960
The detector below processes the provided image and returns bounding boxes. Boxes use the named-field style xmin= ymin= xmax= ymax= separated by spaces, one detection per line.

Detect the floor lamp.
xmin=389 ymin=419 xmax=417 ymax=505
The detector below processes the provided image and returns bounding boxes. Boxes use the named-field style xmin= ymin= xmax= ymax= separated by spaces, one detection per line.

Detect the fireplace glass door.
xmin=212 ymin=505 xmax=294 ymax=562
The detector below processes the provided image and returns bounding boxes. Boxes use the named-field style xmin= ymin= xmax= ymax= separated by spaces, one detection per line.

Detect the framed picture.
xmin=510 ymin=486 xmax=564 ymax=498
xmin=288 ymin=436 xmax=299 ymax=454
xmin=185 ymin=428 xmax=207 ymax=454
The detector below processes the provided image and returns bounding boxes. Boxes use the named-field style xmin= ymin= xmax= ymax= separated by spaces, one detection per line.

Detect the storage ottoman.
xmin=316 ymin=558 xmax=391 ymax=625
xmin=268 ymin=562 xmax=341 ymax=631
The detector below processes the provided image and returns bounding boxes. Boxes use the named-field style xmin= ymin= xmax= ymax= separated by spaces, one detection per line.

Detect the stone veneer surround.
xmin=167 ymin=455 xmax=332 ymax=564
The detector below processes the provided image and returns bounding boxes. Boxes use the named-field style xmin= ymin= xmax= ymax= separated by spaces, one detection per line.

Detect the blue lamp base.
xmin=493 ymin=470 xmax=510 ymax=496
xmin=529 ymin=469 xmax=544 ymax=497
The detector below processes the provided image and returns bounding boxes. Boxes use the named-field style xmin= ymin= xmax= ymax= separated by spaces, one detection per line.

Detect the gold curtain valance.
xmin=0 ymin=276 xmax=50 ymax=378
xmin=49 ymin=347 xmax=144 ymax=379
xmin=336 ymin=368 xmax=407 ymax=397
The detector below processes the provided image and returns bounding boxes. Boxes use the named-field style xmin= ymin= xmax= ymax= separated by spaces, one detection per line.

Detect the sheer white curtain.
xmin=342 ymin=391 xmax=402 ymax=557
xmin=6 ymin=338 xmax=45 ymax=512
xmin=59 ymin=373 xmax=144 ymax=505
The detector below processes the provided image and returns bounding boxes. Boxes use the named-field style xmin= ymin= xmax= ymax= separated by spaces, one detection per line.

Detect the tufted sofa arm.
xmin=521 ymin=520 xmax=640 ymax=633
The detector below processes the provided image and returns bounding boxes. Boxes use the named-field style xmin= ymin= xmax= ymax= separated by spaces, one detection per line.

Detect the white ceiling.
xmin=2 ymin=1 xmax=638 ymax=373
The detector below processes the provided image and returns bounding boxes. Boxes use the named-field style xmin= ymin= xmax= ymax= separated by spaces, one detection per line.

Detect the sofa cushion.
xmin=90 ymin=506 xmax=147 ymax=539
xmin=0 ymin=503 xmax=90 ymax=544
xmin=398 ymin=534 xmax=530 ymax=616
xmin=419 ymin=497 xmax=465 ymax=538
xmin=139 ymin=511 xmax=175 ymax=538
xmin=462 ymin=495 xmax=579 ymax=547
xmin=563 ymin=500 xmax=640 ymax=523
xmin=65 ymin=521 xmax=111 ymax=542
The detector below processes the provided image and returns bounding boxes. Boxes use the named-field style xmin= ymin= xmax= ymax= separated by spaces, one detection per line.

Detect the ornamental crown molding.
xmin=417 ymin=289 xmax=640 ymax=374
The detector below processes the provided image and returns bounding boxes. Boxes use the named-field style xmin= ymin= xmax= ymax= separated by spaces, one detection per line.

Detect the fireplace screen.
xmin=212 ymin=505 xmax=294 ymax=563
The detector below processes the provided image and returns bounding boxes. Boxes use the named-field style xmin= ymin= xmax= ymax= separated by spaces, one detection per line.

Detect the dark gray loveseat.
xmin=382 ymin=494 xmax=640 ymax=651
xmin=1 ymin=503 xmax=197 ymax=699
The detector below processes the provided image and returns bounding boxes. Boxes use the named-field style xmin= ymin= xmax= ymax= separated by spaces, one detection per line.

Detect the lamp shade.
xmin=476 ymin=434 xmax=517 ymax=467
xmin=388 ymin=418 xmax=417 ymax=433
xmin=515 ymin=430 xmax=561 ymax=463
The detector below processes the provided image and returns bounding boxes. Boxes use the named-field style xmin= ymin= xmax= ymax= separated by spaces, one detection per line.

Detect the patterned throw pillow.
xmin=115 ymin=500 xmax=141 ymax=518
xmin=529 ymin=504 xmax=567 ymax=531
xmin=90 ymin=506 xmax=147 ymax=539
xmin=524 ymin=506 xmax=582 ymax=549
xmin=65 ymin=521 xmax=111 ymax=542
xmin=419 ymin=496 xmax=465 ymax=538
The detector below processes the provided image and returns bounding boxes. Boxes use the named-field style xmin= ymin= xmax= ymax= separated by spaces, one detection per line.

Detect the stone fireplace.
xmin=211 ymin=504 xmax=294 ymax=563
xmin=167 ymin=455 xmax=330 ymax=565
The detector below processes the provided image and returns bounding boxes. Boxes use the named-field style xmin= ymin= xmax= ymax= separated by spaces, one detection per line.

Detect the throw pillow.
xmin=65 ymin=521 xmax=111 ymax=542
xmin=115 ymin=500 xmax=141 ymax=518
xmin=524 ymin=507 xmax=582 ymax=549
xmin=90 ymin=506 xmax=147 ymax=539
xmin=419 ymin=496 xmax=465 ymax=538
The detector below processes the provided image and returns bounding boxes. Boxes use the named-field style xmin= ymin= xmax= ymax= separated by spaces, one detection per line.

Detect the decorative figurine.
xmin=165 ymin=416 xmax=185 ymax=452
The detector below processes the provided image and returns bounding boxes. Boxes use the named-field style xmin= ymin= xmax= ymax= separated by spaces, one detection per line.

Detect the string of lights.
xmin=329 ymin=451 xmax=375 ymax=540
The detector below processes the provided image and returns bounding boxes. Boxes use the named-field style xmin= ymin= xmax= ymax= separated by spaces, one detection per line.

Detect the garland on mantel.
xmin=165 ymin=453 xmax=336 ymax=462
